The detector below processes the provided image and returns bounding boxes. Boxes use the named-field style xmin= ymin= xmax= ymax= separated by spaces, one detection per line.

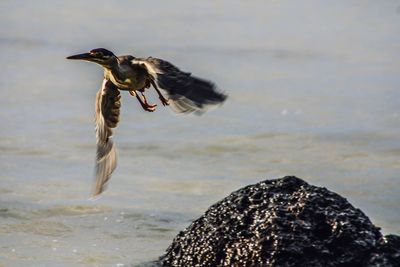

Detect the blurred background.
xmin=1 ymin=1 xmax=399 ymax=266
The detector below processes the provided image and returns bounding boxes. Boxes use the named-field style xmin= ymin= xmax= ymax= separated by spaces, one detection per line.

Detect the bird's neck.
xmin=103 ymin=60 xmax=128 ymax=89
xmin=101 ymin=57 xmax=119 ymax=70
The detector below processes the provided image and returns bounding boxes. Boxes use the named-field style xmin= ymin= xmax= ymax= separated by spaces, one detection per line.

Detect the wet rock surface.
xmin=159 ymin=176 xmax=400 ymax=267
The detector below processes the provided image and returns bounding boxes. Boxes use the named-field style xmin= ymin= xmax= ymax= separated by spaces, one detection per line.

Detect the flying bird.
xmin=66 ymin=48 xmax=227 ymax=198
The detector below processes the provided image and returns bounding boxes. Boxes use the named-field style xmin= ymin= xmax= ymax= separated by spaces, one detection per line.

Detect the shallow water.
xmin=1 ymin=1 xmax=400 ymax=266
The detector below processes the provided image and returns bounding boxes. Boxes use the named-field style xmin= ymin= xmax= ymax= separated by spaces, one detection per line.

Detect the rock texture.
xmin=160 ymin=176 xmax=400 ymax=267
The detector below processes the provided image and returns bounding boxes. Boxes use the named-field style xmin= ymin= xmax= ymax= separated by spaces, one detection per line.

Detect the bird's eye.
xmin=90 ymin=51 xmax=103 ymax=57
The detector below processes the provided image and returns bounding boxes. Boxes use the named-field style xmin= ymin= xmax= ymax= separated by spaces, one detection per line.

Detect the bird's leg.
xmin=150 ymin=80 xmax=169 ymax=106
xmin=141 ymin=92 xmax=157 ymax=108
xmin=131 ymin=90 xmax=157 ymax=112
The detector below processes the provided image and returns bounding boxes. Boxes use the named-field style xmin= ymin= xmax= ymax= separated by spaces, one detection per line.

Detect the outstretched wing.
xmin=132 ymin=57 xmax=227 ymax=114
xmin=93 ymin=79 xmax=121 ymax=198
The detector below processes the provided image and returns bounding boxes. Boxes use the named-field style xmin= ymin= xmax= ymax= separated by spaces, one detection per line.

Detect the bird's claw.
xmin=144 ymin=103 xmax=157 ymax=112
xmin=141 ymin=100 xmax=157 ymax=112
xmin=142 ymin=96 xmax=157 ymax=112
xmin=144 ymin=105 xmax=156 ymax=112
xmin=160 ymin=97 xmax=170 ymax=106
xmin=133 ymin=91 xmax=158 ymax=112
xmin=143 ymin=99 xmax=157 ymax=108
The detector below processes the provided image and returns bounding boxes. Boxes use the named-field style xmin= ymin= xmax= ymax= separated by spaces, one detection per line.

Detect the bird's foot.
xmin=150 ymin=80 xmax=170 ymax=107
xmin=139 ymin=92 xmax=157 ymax=112
xmin=139 ymin=101 xmax=157 ymax=112
xmin=143 ymin=101 xmax=157 ymax=112
xmin=143 ymin=95 xmax=157 ymax=108
xmin=143 ymin=105 xmax=156 ymax=112
xmin=160 ymin=96 xmax=170 ymax=106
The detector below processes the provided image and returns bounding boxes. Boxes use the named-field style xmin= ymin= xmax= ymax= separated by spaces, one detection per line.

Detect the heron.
xmin=66 ymin=48 xmax=227 ymax=198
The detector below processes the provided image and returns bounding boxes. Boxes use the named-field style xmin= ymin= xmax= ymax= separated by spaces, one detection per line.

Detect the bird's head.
xmin=67 ymin=48 xmax=116 ymax=67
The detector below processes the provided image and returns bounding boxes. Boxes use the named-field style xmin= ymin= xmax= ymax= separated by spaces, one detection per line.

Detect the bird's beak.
xmin=66 ymin=52 xmax=95 ymax=61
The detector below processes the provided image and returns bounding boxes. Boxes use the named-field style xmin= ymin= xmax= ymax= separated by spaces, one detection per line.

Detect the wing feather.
xmin=132 ymin=57 xmax=227 ymax=114
xmin=93 ymin=79 xmax=120 ymax=198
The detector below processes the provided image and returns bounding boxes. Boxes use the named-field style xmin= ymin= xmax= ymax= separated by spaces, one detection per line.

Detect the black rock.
xmin=159 ymin=176 xmax=400 ymax=267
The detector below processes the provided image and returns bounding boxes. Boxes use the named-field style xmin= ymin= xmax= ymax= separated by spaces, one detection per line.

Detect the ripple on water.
xmin=78 ymin=253 xmax=123 ymax=265
xmin=0 ymin=220 xmax=71 ymax=236
xmin=0 ymin=204 xmax=110 ymax=221
xmin=32 ymin=205 xmax=111 ymax=217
